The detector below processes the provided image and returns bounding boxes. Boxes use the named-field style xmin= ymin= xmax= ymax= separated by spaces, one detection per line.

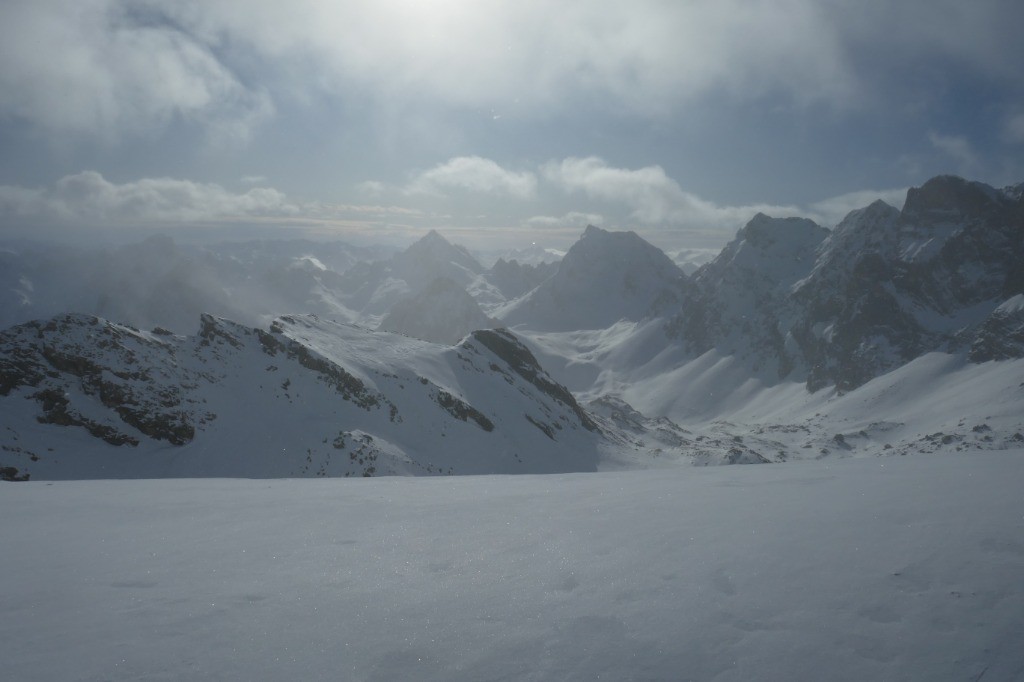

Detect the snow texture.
xmin=2 ymin=451 xmax=1023 ymax=681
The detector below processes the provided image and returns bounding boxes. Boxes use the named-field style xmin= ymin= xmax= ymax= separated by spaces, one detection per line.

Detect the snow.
xmin=996 ymin=294 xmax=1024 ymax=315
xmin=3 ymin=174 xmax=1024 ymax=677
xmin=3 ymin=451 xmax=1023 ymax=681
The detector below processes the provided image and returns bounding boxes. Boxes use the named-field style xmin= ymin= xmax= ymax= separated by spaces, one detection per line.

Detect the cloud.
xmin=4 ymin=0 xmax=1022 ymax=148
xmin=540 ymin=156 xmax=915 ymax=232
xmin=526 ymin=212 xmax=605 ymax=228
xmin=200 ymin=0 xmax=858 ymax=115
xmin=355 ymin=181 xmax=386 ymax=198
xmin=541 ymin=156 xmax=802 ymax=230
xmin=1004 ymin=112 xmax=1024 ymax=144
xmin=130 ymin=1 xmax=1024 ymax=115
xmin=0 ymin=171 xmax=296 ymax=226
xmin=0 ymin=1 xmax=272 ymax=141
xmin=806 ymin=187 xmax=909 ymax=226
xmin=407 ymin=157 xmax=537 ymax=199
xmin=928 ymin=132 xmax=980 ymax=172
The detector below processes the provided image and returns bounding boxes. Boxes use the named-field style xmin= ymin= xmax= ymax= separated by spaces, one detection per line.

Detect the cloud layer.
xmin=4 ymin=1 xmax=1022 ymax=141
xmin=0 ymin=171 xmax=294 ymax=225
xmin=0 ymin=1 xmax=272 ymax=142
xmin=407 ymin=157 xmax=537 ymax=199
xmin=0 ymin=161 xmax=910 ymax=244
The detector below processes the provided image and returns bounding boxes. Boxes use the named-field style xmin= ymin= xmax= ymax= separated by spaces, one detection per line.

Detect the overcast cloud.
xmin=1 ymin=0 xmax=1021 ymax=250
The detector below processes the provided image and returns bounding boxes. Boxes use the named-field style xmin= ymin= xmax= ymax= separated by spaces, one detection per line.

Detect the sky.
xmin=1 ymin=0 xmax=1022 ymax=252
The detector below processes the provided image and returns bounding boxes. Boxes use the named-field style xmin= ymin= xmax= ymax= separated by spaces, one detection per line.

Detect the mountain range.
xmin=1 ymin=174 xmax=1022 ymax=479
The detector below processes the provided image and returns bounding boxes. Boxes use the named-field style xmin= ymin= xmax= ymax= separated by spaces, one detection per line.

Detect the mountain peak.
xmin=497 ymin=227 xmax=685 ymax=331
xmin=394 ymin=230 xmax=484 ymax=281
xmin=737 ymin=214 xmax=827 ymax=251
xmin=419 ymin=229 xmax=449 ymax=245
xmin=901 ymin=175 xmax=1005 ymax=222
xmin=378 ymin=277 xmax=493 ymax=345
xmin=405 ymin=230 xmax=463 ymax=257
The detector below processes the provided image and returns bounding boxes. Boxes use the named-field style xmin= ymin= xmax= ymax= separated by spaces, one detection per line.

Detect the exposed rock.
xmin=468 ymin=329 xmax=598 ymax=432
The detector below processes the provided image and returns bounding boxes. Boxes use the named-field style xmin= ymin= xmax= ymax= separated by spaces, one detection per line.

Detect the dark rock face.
xmin=434 ymin=389 xmax=494 ymax=432
xmin=668 ymin=214 xmax=829 ymax=381
xmin=0 ymin=315 xmax=196 ymax=446
xmin=1 ymin=311 xmax=608 ymax=478
xmin=969 ymin=297 xmax=1024 ymax=362
xmin=469 ymin=329 xmax=599 ymax=433
xmin=796 ymin=175 xmax=1023 ymax=390
xmin=271 ymin=330 xmax=387 ymax=412
xmin=0 ymin=466 xmax=29 ymax=481
xmin=667 ymin=175 xmax=1024 ymax=392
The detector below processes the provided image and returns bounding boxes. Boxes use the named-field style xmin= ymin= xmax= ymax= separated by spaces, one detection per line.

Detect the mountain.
xmin=391 ymin=230 xmax=485 ymax=288
xmin=2 ymin=174 xmax=1023 ymax=480
xmin=669 ymin=214 xmax=830 ymax=380
xmin=497 ymin=225 xmax=688 ymax=331
xmin=789 ymin=175 xmax=1024 ymax=390
xmin=0 ymin=313 xmax=610 ymax=479
xmin=378 ymin=277 xmax=496 ymax=344
xmin=339 ymin=230 xmax=488 ymax=317
xmin=491 ymin=242 xmax=565 ymax=266
xmin=486 ymin=258 xmax=558 ymax=300
xmin=659 ymin=175 xmax=1024 ymax=393
xmin=499 ymin=176 xmax=1024 ymax=447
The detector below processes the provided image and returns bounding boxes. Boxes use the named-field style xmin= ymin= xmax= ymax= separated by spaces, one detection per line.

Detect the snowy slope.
xmin=0 ymin=313 xmax=606 ymax=479
xmin=3 ymin=451 xmax=1023 ymax=681
xmin=2 ymin=174 xmax=1023 ymax=477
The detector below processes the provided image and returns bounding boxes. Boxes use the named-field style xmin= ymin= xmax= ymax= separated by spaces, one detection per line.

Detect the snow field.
xmin=3 ymin=450 xmax=1023 ymax=681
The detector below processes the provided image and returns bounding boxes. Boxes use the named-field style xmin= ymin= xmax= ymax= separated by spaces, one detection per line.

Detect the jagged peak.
xmin=831 ymin=199 xmax=901 ymax=236
xmin=901 ymin=174 xmax=1006 ymax=221
xmin=864 ymin=198 xmax=899 ymax=213
xmin=739 ymin=213 xmax=826 ymax=243
xmin=400 ymin=230 xmax=482 ymax=273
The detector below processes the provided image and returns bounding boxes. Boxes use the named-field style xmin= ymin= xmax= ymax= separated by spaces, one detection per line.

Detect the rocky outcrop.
xmin=664 ymin=175 xmax=1024 ymax=392
xmin=1 ymin=311 xmax=610 ymax=478
xmin=467 ymin=329 xmax=599 ymax=433
xmin=969 ymin=295 xmax=1024 ymax=362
